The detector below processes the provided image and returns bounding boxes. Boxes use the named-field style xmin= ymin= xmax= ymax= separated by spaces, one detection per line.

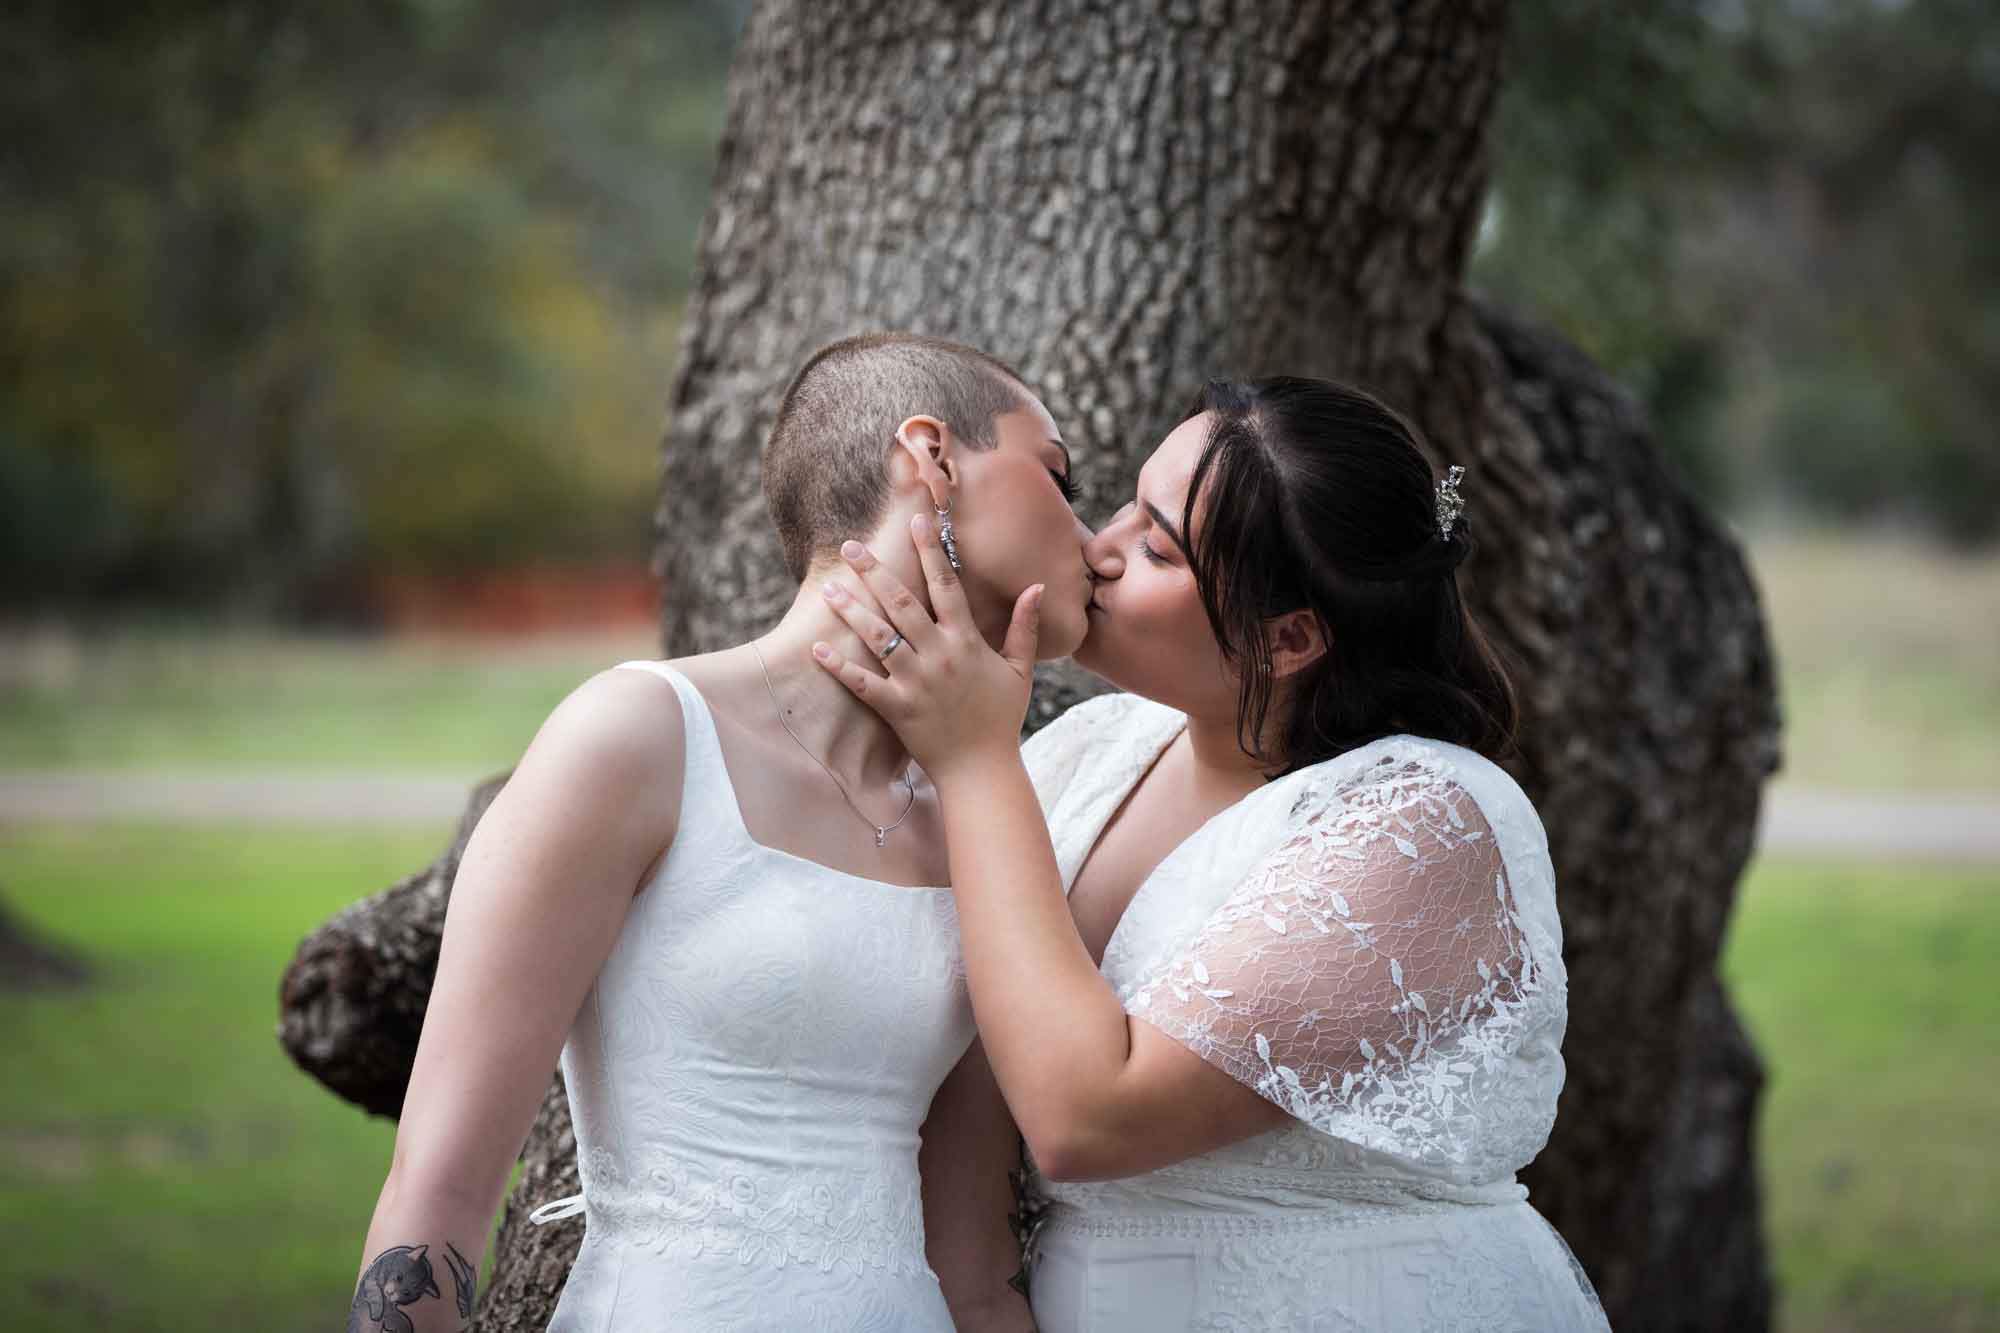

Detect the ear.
xmin=891 ymin=415 xmax=957 ymax=510
xmin=1264 ymin=609 xmax=1327 ymax=679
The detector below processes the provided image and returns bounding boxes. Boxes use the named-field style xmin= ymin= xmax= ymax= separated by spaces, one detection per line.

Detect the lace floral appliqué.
xmin=1127 ymin=751 xmax=1550 ymax=1176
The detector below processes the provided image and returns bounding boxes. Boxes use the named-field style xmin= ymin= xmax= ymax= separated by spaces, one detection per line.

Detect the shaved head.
xmin=762 ymin=333 xmax=1032 ymax=580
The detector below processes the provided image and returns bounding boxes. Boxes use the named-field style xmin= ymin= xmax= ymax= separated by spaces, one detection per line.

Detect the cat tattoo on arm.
xmin=349 ymin=1240 xmax=477 ymax=1333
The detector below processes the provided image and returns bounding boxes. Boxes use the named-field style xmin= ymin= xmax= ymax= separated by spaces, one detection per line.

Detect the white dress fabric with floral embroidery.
xmin=1020 ymin=692 xmax=1611 ymax=1332
xmin=522 ymin=662 xmax=974 ymax=1331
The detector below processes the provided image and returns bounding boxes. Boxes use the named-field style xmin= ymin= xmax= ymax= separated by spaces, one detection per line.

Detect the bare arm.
xmin=345 ymin=667 xmax=686 ymax=1331
xmin=814 ymin=521 xmax=1289 ymax=1185
xmin=925 ymin=751 xmax=1287 ymax=1182
xmin=920 ymin=1039 xmax=1038 ymax=1333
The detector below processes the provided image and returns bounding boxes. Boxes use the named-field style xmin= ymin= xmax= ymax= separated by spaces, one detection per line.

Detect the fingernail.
xmin=841 ymin=540 xmax=868 ymax=562
xmin=1032 ymin=584 xmax=1046 ymax=610
xmin=812 ymin=643 xmax=832 ymax=661
xmin=911 ymin=513 xmax=932 ymax=539
xmin=821 ymin=581 xmax=845 ymax=603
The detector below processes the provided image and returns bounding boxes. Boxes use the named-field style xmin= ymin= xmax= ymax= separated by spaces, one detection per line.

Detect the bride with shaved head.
xmin=347 ymin=333 xmax=1093 ymax=1332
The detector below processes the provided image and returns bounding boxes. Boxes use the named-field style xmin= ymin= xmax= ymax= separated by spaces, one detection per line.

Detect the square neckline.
xmin=621 ymin=660 xmax=953 ymax=896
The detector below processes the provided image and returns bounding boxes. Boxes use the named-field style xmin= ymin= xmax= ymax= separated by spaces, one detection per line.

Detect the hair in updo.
xmin=1179 ymin=376 xmax=1520 ymax=773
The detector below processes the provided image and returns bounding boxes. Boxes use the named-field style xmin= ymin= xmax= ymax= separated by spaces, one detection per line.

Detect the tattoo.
xmin=349 ymin=1240 xmax=476 ymax=1333
xmin=349 ymin=1243 xmax=439 ymax=1333
xmin=443 ymin=1241 xmax=479 ymax=1321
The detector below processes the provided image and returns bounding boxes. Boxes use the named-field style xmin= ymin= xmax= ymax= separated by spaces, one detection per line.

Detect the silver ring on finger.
xmin=878 ymin=632 xmax=906 ymax=661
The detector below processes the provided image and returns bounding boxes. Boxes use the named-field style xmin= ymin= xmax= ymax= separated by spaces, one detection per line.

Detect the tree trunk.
xmin=280 ymin=3 xmax=1780 ymax=1328
xmin=0 ymin=893 xmax=93 ymax=992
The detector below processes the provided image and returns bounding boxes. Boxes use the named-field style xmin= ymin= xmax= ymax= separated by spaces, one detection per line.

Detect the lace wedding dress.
xmin=523 ymin=662 xmax=974 ymax=1331
xmin=1019 ymin=692 xmax=1612 ymax=1332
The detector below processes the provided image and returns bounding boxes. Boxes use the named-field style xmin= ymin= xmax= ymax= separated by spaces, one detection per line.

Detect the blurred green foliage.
xmin=0 ymin=0 xmax=739 ymax=611
xmin=3 ymin=0 xmax=1993 ymax=617
xmin=1483 ymin=0 xmax=2000 ymax=542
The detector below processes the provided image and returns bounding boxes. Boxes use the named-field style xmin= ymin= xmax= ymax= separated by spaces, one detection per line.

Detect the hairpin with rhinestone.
xmin=1435 ymin=465 xmax=1466 ymax=541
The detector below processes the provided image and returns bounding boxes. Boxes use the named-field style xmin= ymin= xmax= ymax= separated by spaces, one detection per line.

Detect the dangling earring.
xmin=934 ymin=498 xmax=962 ymax=571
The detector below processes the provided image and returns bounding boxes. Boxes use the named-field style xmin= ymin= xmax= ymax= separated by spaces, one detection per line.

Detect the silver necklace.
xmin=750 ymin=639 xmax=916 ymax=847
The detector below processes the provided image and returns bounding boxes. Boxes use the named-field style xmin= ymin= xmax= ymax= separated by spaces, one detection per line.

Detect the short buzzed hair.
xmin=763 ymin=333 xmax=1033 ymax=580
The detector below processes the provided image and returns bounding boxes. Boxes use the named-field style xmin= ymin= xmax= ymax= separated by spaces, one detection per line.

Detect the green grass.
xmin=1745 ymin=528 xmax=2000 ymax=790
xmin=0 ymin=824 xmax=470 ymax=1332
xmin=1722 ymin=854 xmax=2000 ymax=1332
xmin=0 ymin=622 xmax=656 ymax=772
xmin=0 ymin=823 xmax=1993 ymax=1331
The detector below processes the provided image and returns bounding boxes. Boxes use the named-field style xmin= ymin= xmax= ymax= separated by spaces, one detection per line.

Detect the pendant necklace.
xmin=750 ymin=640 xmax=915 ymax=846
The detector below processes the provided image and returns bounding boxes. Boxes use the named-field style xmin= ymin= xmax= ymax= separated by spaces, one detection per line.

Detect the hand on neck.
xmin=749 ymin=584 xmax=916 ymax=792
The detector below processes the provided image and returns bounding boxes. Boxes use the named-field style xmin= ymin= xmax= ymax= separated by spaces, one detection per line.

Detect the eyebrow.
xmin=1143 ymin=500 xmax=1189 ymax=559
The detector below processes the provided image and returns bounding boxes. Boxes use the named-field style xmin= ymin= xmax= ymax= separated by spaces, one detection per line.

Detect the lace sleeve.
xmin=1124 ymin=754 xmax=1547 ymax=1165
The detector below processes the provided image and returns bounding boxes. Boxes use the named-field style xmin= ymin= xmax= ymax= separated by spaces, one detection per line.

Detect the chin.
xmin=1069 ymin=626 xmax=1113 ymax=678
xmin=1070 ymin=627 xmax=1159 ymax=701
xmin=1039 ymin=606 xmax=1091 ymax=660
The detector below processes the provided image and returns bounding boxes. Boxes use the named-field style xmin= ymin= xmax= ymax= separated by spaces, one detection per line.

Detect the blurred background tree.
xmin=1481 ymin=0 xmax=1999 ymax=541
xmin=1 ymin=0 xmax=740 ymax=614
xmin=4 ymin=5 xmax=1996 ymax=1332
xmin=4 ymin=0 xmax=1993 ymax=619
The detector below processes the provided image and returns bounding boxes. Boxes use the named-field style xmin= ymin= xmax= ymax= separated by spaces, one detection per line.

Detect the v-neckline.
xmin=1065 ymin=714 xmax=1445 ymax=978
xmin=1065 ymin=709 xmax=1185 ymax=893
xmin=1064 ymin=707 xmax=1274 ymax=970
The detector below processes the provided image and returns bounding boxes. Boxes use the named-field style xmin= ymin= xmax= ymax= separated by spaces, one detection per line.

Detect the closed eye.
xmin=1050 ymin=468 xmax=1082 ymax=505
xmin=1137 ymin=537 xmax=1170 ymax=565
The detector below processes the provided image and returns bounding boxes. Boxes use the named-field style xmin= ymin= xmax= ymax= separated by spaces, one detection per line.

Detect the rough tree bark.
xmin=280 ymin=3 xmax=1780 ymax=1329
xmin=0 ymin=894 xmax=92 ymax=992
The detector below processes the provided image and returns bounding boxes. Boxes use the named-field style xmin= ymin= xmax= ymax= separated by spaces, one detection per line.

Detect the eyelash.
xmin=1138 ymin=538 xmax=1170 ymax=565
xmin=1050 ymin=469 xmax=1082 ymax=504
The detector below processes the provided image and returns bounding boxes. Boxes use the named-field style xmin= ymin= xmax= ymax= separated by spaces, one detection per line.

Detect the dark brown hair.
xmin=762 ymin=333 xmax=1032 ymax=580
xmin=1179 ymin=376 xmax=1520 ymax=772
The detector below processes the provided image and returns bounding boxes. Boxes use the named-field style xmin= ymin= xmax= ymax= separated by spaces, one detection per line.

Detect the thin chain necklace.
xmin=750 ymin=639 xmax=916 ymax=847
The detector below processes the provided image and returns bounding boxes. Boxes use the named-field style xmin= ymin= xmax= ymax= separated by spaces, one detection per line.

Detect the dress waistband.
xmin=1025 ymin=1173 xmax=1527 ymax=1258
xmin=524 ymin=1160 xmax=933 ymax=1279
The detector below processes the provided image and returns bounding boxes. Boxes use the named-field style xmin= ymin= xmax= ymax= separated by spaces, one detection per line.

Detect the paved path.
xmin=0 ymin=771 xmax=481 ymax=828
xmin=1752 ymin=787 xmax=2000 ymax=863
xmin=0 ymin=770 xmax=1996 ymax=863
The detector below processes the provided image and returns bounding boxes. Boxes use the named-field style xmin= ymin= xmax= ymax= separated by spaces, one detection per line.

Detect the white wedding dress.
xmin=1019 ymin=691 xmax=1612 ymax=1332
xmin=523 ymin=661 xmax=974 ymax=1331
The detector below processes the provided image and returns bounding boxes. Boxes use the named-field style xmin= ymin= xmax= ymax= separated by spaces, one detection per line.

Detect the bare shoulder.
xmin=502 ymin=661 xmax=693 ymax=852
xmin=534 ymin=662 xmax=686 ymax=767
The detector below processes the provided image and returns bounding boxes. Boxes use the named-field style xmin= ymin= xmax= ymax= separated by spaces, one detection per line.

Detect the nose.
xmin=1084 ymin=516 xmax=1124 ymax=581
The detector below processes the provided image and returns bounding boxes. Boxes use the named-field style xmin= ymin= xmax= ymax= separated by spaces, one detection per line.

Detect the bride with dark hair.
xmin=815 ymin=376 xmax=1612 ymax=1331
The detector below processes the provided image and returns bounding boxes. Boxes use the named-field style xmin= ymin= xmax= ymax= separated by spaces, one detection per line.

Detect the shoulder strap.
xmin=608 ymin=660 xmax=747 ymax=841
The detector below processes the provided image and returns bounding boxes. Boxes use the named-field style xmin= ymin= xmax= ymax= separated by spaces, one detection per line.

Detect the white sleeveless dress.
xmin=1019 ymin=692 xmax=1612 ymax=1332
xmin=523 ymin=661 xmax=975 ymax=1331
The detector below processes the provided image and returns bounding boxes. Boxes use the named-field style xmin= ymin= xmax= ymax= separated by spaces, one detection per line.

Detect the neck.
xmin=1176 ymin=689 xmax=1292 ymax=795
xmin=745 ymin=581 xmax=916 ymax=793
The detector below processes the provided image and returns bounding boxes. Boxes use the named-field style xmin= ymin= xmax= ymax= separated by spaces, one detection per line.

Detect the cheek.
xmin=974 ymin=474 xmax=1058 ymax=543
xmin=1087 ymin=570 xmax=1234 ymax=700
xmin=1017 ymin=492 xmax=1086 ymax=570
xmin=961 ymin=485 xmax=1068 ymax=591
xmin=1127 ymin=567 xmax=1210 ymax=646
